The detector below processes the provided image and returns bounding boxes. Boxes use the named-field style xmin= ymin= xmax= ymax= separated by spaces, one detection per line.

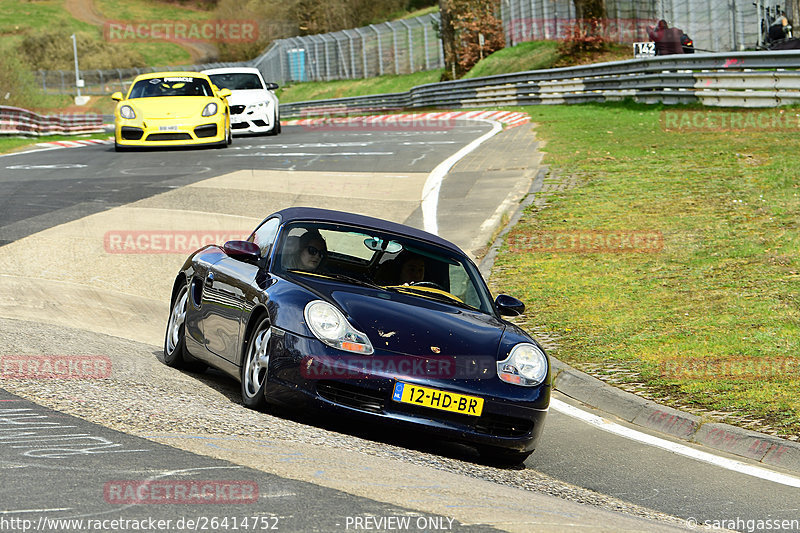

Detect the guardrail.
xmin=0 ymin=106 xmax=104 ymax=136
xmin=280 ymin=50 xmax=800 ymax=116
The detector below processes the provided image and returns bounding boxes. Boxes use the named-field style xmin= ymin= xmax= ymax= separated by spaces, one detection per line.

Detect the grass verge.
xmin=277 ymin=70 xmax=444 ymax=103
xmin=489 ymin=103 xmax=800 ymax=438
xmin=278 ymin=41 xmax=632 ymax=103
xmin=0 ymin=133 xmax=111 ymax=155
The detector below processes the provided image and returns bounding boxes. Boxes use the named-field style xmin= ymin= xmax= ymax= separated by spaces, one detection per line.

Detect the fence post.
xmin=355 ymin=27 xmax=369 ymax=78
xmin=391 ymin=24 xmax=399 ymax=74
xmin=370 ymin=24 xmax=384 ymax=76
xmin=399 ymin=19 xmax=414 ymax=73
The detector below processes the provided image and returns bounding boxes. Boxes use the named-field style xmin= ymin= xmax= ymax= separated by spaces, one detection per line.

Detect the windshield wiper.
xmin=387 ymin=285 xmax=475 ymax=310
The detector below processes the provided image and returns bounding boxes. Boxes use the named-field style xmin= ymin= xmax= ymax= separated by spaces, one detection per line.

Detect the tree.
xmin=573 ymin=0 xmax=605 ymax=20
xmin=439 ymin=0 xmax=504 ymax=80
xmin=439 ymin=0 xmax=459 ymax=80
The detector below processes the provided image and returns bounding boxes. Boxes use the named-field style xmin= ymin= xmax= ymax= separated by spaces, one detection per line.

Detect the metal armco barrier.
xmin=0 ymin=106 xmax=104 ymax=136
xmin=280 ymin=50 xmax=800 ymax=117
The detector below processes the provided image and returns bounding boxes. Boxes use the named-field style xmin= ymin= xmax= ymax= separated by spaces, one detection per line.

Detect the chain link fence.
xmin=252 ymin=13 xmax=444 ymax=83
xmin=502 ymin=0 xmax=761 ymax=53
xmin=36 ymin=12 xmax=444 ymax=94
xmin=36 ymin=2 xmax=772 ymax=95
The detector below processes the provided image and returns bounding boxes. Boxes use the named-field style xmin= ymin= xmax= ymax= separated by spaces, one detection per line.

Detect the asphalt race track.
xmin=0 ymin=121 xmax=798 ymax=533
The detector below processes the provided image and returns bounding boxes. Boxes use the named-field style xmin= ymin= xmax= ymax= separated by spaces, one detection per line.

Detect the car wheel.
xmin=162 ymin=283 xmax=207 ymax=372
xmin=478 ymin=446 xmax=532 ymax=466
xmin=267 ymin=112 xmax=280 ymax=136
xmin=163 ymin=284 xmax=190 ymax=367
xmin=241 ymin=316 xmax=271 ymax=409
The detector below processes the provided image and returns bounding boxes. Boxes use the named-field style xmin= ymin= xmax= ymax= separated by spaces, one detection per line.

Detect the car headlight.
xmin=119 ymin=105 xmax=135 ymax=119
xmin=246 ymin=101 xmax=269 ymax=112
xmin=497 ymin=343 xmax=548 ymax=386
xmin=304 ymin=300 xmax=373 ymax=355
xmin=201 ymin=102 xmax=218 ymax=117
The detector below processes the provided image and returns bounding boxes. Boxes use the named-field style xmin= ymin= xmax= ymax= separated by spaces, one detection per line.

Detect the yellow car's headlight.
xmin=119 ymin=105 xmax=135 ymax=119
xmin=201 ymin=103 xmax=218 ymax=117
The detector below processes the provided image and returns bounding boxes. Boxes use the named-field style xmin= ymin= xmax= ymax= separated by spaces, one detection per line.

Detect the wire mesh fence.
xmin=251 ymin=13 xmax=444 ymax=83
xmin=502 ymin=0 xmax=761 ymax=54
xmin=35 ymin=1 xmax=774 ymax=95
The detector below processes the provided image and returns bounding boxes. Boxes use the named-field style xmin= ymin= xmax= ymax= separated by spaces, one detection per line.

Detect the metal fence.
xmin=279 ymin=50 xmax=800 ymax=116
xmin=252 ymin=13 xmax=444 ymax=83
xmin=36 ymin=1 xmax=777 ymax=94
xmin=36 ymin=12 xmax=444 ymax=94
xmin=502 ymin=0 xmax=761 ymax=53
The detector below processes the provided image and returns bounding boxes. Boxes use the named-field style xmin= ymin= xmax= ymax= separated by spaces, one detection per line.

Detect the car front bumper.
xmin=264 ymin=328 xmax=550 ymax=452
xmin=115 ymin=116 xmax=227 ymax=147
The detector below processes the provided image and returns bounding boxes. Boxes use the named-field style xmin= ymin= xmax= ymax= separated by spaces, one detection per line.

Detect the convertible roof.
xmin=273 ymin=207 xmax=462 ymax=254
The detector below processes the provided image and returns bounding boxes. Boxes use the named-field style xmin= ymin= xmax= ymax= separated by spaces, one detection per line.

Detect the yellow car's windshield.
xmin=128 ymin=76 xmax=214 ymax=98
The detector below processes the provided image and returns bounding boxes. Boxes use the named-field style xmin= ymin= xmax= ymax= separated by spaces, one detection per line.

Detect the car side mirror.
xmin=111 ymin=92 xmax=123 ymax=101
xmin=223 ymin=240 xmax=260 ymax=264
xmin=495 ymin=294 xmax=525 ymax=316
xmin=266 ymin=82 xmax=279 ymax=90
xmin=218 ymin=88 xmax=232 ymax=99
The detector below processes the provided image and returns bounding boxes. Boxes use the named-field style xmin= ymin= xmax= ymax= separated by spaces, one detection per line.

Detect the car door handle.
xmin=205 ymin=272 xmax=215 ymax=286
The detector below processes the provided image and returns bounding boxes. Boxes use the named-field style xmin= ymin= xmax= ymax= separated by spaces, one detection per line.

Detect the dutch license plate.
xmin=159 ymin=125 xmax=179 ymax=131
xmin=392 ymin=382 xmax=483 ymax=416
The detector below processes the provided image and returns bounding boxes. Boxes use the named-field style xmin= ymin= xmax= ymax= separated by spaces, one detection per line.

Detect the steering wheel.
xmin=409 ymin=280 xmax=445 ymax=291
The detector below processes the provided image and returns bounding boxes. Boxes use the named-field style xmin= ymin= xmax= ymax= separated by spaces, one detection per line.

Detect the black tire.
xmin=162 ymin=284 xmax=190 ymax=367
xmin=267 ymin=112 xmax=280 ymax=136
xmin=241 ymin=316 xmax=271 ymax=410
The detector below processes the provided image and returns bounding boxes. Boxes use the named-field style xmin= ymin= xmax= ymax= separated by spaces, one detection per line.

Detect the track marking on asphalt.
xmin=551 ymin=398 xmax=800 ymax=488
xmin=0 ymin=508 xmax=73 ymax=514
xmin=421 ymin=119 xmax=503 ymax=235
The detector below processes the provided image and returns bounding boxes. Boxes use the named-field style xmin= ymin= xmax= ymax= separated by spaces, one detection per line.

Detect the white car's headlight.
xmin=304 ymin=300 xmax=373 ymax=355
xmin=497 ymin=343 xmax=548 ymax=386
xmin=119 ymin=105 xmax=135 ymax=119
xmin=246 ymin=101 xmax=270 ymax=112
xmin=201 ymin=102 xmax=218 ymax=117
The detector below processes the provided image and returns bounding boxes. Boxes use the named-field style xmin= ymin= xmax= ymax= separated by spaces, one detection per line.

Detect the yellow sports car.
xmin=112 ymin=71 xmax=232 ymax=151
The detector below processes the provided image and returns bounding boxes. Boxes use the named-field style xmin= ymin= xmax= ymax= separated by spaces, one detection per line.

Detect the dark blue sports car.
xmin=162 ymin=207 xmax=550 ymax=462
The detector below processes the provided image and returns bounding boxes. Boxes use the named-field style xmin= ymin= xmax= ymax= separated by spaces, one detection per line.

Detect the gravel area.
xmin=0 ymin=317 xmax=690 ymax=529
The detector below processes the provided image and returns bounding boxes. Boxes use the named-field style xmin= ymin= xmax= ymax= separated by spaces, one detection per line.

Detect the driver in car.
xmin=399 ymin=254 xmax=426 ymax=285
xmin=287 ymin=229 xmax=327 ymax=272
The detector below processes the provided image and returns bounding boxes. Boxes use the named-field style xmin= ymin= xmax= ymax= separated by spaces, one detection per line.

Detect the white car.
xmin=202 ymin=67 xmax=280 ymax=136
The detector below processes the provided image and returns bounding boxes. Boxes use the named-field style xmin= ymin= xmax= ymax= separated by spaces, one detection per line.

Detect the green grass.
xmin=95 ymin=0 xmax=212 ymax=21
xmin=278 ymin=41 xmax=633 ymax=103
xmin=0 ymin=133 xmax=111 ymax=155
xmin=277 ymin=70 xmax=444 ymax=103
xmin=490 ymin=103 xmax=800 ymax=437
xmin=0 ymin=0 xmax=95 ymax=53
xmin=463 ymin=41 xmax=561 ymax=79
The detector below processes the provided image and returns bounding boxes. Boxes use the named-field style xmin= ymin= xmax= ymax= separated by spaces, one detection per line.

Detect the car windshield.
xmin=128 ymin=76 xmax=214 ymax=98
xmin=273 ymin=222 xmax=493 ymax=314
xmin=207 ymin=73 xmax=264 ymax=91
